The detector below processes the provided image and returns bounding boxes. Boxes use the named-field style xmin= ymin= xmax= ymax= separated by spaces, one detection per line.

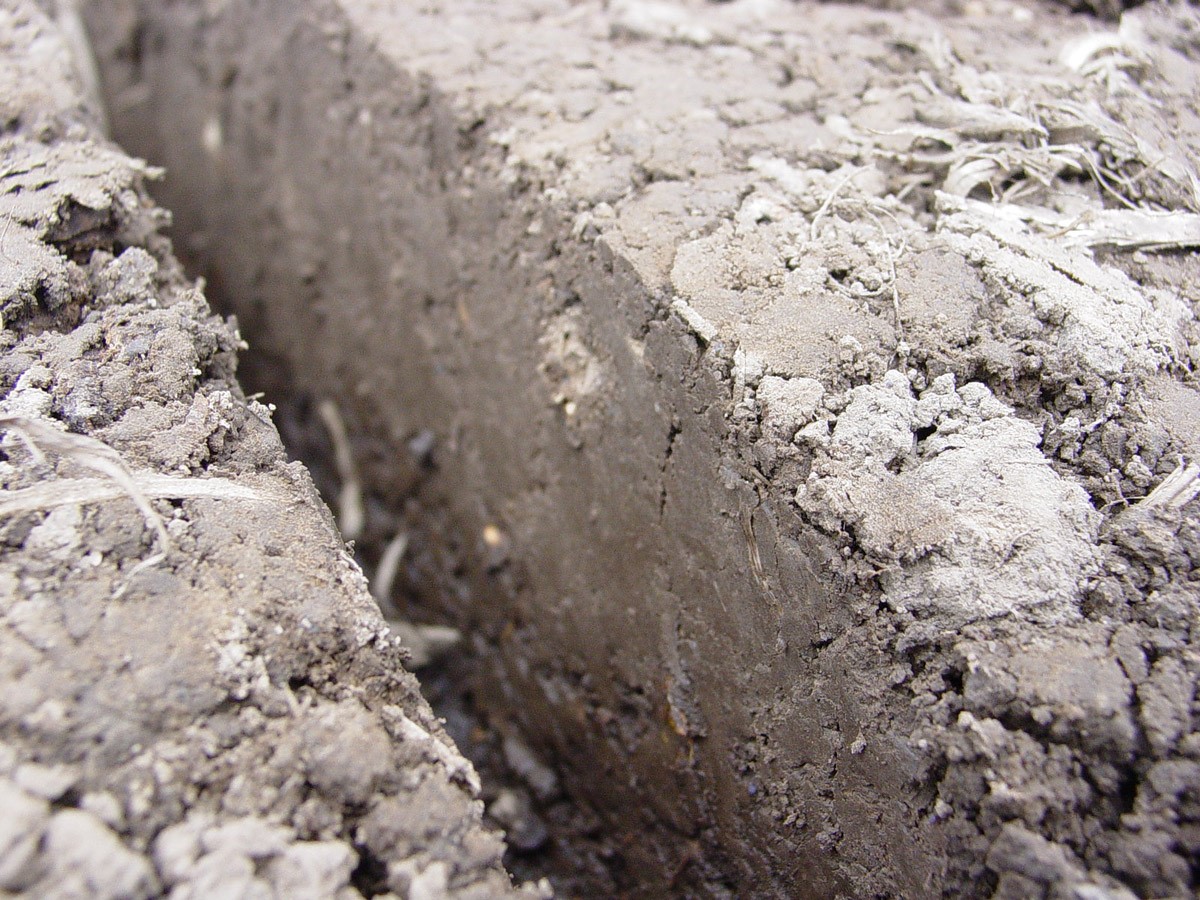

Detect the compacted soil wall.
xmin=71 ymin=0 xmax=1200 ymax=897
xmin=0 ymin=3 xmax=540 ymax=898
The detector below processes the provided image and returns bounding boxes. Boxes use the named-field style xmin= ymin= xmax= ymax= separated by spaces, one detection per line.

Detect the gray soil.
xmin=2 ymin=0 xmax=1199 ymax=897
xmin=0 ymin=3 xmax=545 ymax=898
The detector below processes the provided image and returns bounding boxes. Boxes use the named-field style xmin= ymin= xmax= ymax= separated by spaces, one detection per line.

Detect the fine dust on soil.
xmin=0 ymin=4 xmax=549 ymax=898
xmin=25 ymin=0 xmax=1200 ymax=897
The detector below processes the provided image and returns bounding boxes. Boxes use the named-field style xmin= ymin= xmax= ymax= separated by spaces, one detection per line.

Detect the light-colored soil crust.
xmin=0 ymin=4 xmax=547 ymax=898
xmin=78 ymin=0 xmax=1200 ymax=896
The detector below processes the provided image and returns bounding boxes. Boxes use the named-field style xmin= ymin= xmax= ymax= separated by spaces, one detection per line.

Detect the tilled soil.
xmin=3 ymin=0 xmax=1199 ymax=897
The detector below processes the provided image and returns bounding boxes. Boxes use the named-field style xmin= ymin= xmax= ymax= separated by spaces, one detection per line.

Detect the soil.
xmin=0 ymin=4 xmax=546 ymax=898
xmin=3 ymin=0 xmax=1198 ymax=897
